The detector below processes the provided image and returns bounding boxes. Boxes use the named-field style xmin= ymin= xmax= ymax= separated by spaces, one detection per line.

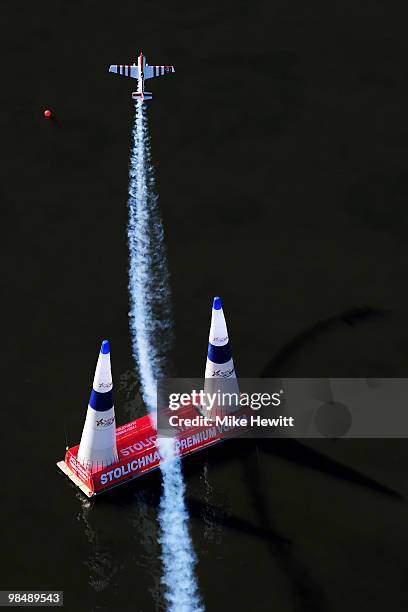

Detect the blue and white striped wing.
xmin=109 ymin=64 xmax=139 ymax=78
xmin=144 ymin=65 xmax=175 ymax=79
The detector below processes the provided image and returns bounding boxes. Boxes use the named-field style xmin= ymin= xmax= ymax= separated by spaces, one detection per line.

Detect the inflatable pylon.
xmin=203 ymin=296 xmax=239 ymax=418
xmin=77 ymin=340 xmax=118 ymax=471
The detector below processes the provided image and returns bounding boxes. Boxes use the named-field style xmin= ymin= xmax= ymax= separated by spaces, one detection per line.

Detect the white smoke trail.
xmin=128 ymin=102 xmax=204 ymax=612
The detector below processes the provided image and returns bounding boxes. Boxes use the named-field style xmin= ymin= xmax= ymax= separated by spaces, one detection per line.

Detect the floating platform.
xmin=57 ymin=403 xmax=225 ymax=497
xmin=58 ymin=296 xmax=238 ymax=497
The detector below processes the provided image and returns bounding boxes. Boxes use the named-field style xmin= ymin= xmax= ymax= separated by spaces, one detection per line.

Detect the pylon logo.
xmin=96 ymin=416 xmax=115 ymax=428
xmin=212 ymin=336 xmax=228 ymax=343
xmin=211 ymin=368 xmax=235 ymax=378
xmin=98 ymin=382 xmax=113 ymax=390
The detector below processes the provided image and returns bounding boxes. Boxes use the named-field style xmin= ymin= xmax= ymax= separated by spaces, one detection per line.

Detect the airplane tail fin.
xmin=132 ymin=91 xmax=153 ymax=101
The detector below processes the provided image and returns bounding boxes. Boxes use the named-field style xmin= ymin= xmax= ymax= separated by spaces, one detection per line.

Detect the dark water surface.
xmin=3 ymin=1 xmax=408 ymax=610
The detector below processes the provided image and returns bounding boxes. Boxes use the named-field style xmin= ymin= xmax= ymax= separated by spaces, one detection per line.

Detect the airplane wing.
xmin=109 ymin=65 xmax=139 ymax=78
xmin=144 ymin=65 xmax=175 ymax=79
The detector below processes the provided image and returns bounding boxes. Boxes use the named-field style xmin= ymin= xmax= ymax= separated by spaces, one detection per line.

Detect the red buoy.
xmin=43 ymin=109 xmax=52 ymax=118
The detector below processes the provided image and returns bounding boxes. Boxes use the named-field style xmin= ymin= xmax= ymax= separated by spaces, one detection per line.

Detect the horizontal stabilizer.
xmin=132 ymin=92 xmax=153 ymax=101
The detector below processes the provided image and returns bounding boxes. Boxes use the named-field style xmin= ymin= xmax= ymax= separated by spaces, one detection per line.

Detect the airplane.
xmin=108 ymin=51 xmax=175 ymax=101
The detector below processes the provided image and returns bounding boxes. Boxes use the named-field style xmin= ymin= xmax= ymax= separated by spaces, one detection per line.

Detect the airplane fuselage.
xmin=137 ymin=52 xmax=145 ymax=97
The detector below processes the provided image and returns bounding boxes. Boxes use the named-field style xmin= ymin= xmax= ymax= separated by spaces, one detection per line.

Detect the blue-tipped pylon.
xmin=203 ymin=297 xmax=239 ymax=417
xmin=77 ymin=340 xmax=118 ymax=471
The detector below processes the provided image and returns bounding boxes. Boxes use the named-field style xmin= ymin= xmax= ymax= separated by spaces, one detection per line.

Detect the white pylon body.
xmin=203 ymin=297 xmax=239 ymax=419
xmin=77 ymin=340 xmax=118 ymax=471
